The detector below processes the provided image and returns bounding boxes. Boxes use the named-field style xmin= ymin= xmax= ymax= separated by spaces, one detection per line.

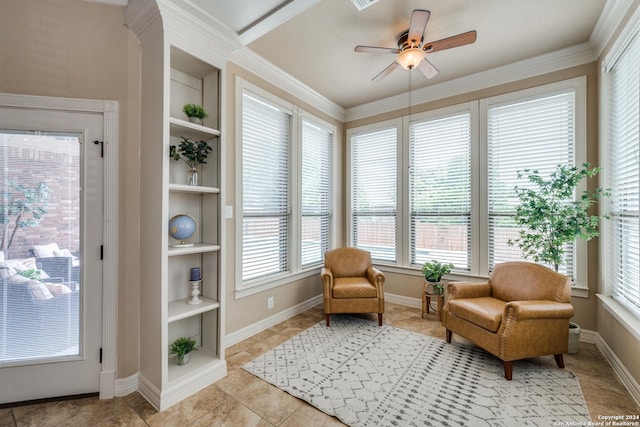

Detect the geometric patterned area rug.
xmin=243 ymin=315 xmax=592 ymax=426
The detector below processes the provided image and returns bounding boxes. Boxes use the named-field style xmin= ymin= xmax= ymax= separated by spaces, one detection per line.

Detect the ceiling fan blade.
xmin=372 ymin=61 xmax=400 ymax=82
xmin=407 ymin=9 xmax=430 ymax=46
xmin=355 ymin=45 xmax=400 ymax=54
xmin=423 ymin=30 xmax=477 ymax=53
xmin=416 ymin=58 xmax=439 ymax=79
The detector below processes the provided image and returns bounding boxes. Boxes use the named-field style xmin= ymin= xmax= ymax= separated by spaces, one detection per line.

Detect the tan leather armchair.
xmin=442 ymin=261 xmax=574 ymax=380
xmin=321 ymin=247 xmax=385 ymax=327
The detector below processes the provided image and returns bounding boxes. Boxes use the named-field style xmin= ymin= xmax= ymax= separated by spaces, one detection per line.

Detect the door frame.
xmin=0 ymin=92 xmax=119 ymax=399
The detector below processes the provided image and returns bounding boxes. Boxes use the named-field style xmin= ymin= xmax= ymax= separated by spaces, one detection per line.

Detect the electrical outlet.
xmin=267 ymin=296 xmax=274 ymax=309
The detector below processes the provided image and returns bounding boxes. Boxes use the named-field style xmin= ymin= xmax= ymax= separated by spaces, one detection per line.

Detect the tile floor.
xmin=1 ymin=302 xmax=639 ymax=426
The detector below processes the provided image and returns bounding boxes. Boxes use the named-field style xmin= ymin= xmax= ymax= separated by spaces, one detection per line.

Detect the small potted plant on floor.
xmin=421 ymin=260 xmax=454 ymax=320
xmin=182 ymin=103 xmax=208 ymax=124
xmin=170 ymin=136 xmax=213 ymax=186
xmin=170 ymin=336 xmax=197 ymax=366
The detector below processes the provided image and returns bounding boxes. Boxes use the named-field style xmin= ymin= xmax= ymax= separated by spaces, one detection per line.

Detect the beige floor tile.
xmin=140 ymin=384 xmax=229 ymax=427
xmin=0 ymin=408 xmax=15 ymax=427
xmin=231 ymin=379 xmax=303 ymax=425
xmin=190 ymin=397 xmax=263 ymax=427
xmin=280 ymin=403 xmax=346 ymax=427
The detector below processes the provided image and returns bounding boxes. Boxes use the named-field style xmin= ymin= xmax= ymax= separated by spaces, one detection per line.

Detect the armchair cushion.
xmin=447 ymin=297 xmax=505 ymax=333
xmin=33 ymin=243 xmax=61 ymax=258
xmin=333 ymin=277 xmax=378 ymax=298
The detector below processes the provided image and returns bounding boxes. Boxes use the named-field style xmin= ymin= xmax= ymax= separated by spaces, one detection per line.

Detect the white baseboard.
xmin=385 ymin=293 xmax=421 ymax=309
xmin=225 ymin=295 xmax=323 ymax=347
xmin=595 ymin=333 xmax=640 ymax=408
xmin=114 ymin=372 xmax=139 ymax=397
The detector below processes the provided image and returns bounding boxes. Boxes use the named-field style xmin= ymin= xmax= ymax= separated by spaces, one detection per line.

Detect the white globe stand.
xmin=187 ymin=280 xmax=203 ymax=305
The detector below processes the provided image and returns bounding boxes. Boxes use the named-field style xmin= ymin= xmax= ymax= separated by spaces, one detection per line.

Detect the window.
xmin=301 ymin=118 xmax=333 ymax=267
xmin=410 ymin=112 xmax=472 ymax=270
xmin=605 ymin=29 xmax=640 ymax=318
xmin=348 ymin=79 xmax=585 ymax=281
xmin=350 ymin=124 xmax=398 ymax=263
xmin=238 ymin=79 xmax=336 ymax=294
xmin=241 ymin=92 xmax=291 ymax=283
xmin=487 ymin=90 xmax=576 ymax=276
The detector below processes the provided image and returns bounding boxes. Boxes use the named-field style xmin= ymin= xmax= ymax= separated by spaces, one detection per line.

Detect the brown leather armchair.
xmin=442 ymin=261 xmax=574 ymax=380
xmin=321 ymin=247 xmax=385 ymax=327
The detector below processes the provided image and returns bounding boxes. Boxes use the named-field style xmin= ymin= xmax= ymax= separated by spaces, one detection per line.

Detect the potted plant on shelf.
xmin=421 ymin=260 xmax=454 ymax=320
xmin=170 ymin=136 xmax=213 ymax=186
xmin=508 ymin=162 xmax=610 ymax=353
xmin=170 ymin=336 xmax=197 ymax=366
xmin=182 ymin=103 xmax=208 ymax=124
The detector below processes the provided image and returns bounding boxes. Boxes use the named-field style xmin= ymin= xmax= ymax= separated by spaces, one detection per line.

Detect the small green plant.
xmin=170 ymin=137 xmax=213 ymax=169
xmin=170 ymin=337 xmax=197 ymax=358
xmin=17 ymin=269 xmax=43 ymax=282
xmin=182 ymin=103 xmax=208 ymax=119
xmin=508 ymin=163 xmax=610 ymax=272
xmin=421 ymin=260 xmax=454 ymax=295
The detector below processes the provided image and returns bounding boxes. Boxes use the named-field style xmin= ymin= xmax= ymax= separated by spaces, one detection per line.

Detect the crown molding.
xmin=345 ymin=42 xmax=597 ymax=122
xmin=229 ymin=48 xmax=345 ymax=121
xmin=590 ymin=0 xmax=635 ymax=59
xmin=123 ymin=0 xmax=163 ymax=47
xmin=84 ymin=0 xmax=127 ymax=5
xmin=160 ymin=0 xmax=241 ymax=66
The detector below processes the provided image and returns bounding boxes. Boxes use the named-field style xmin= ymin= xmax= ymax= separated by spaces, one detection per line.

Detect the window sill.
xmin=597 ymin=294 xmax=640 ymax=341
xmin=378 ymin=265 xmax=590 ymax=298
xmin=235 ymin=267 xmax=321 ymax=299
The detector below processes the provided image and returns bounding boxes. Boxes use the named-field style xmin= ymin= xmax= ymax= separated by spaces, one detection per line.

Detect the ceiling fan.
xmin=354 ymin=9 xmax=477 ymax=81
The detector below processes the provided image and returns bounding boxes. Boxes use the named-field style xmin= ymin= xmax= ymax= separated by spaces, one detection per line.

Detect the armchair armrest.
xmin=505 ymin=300 xmax=575 ymax=320
xmin=447 ymin=282 xmax=492 ymax=299
xmin=366 ymin=266 xmax=385 ymax=287
xmin=321 ymin=267 xmax=333 ymax=285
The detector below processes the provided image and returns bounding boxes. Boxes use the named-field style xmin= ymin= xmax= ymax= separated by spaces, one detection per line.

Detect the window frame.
xmin=480 ymin=77 xmax=587 ymax=291
xmin=347 ymin=78 xmax=588 ymax=295
xmin=235 ymin=78 xmax=337 ymax=298
xmin=600 ymin=9 xmax=640 ymax=324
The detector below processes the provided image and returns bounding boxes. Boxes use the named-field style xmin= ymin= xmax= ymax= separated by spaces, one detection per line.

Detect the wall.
xmin=223 ymin=62 xmax=344 ymax=335
xmin=0 ymin=0 xmax=141 ymax=378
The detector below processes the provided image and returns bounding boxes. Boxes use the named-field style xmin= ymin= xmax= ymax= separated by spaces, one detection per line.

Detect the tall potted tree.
xmin=508 ymin=162 xmax=610 ymax=353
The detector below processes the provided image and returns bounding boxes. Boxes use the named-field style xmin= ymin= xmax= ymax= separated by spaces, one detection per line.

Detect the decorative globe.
xmin=169 ymin=214 xmax=197 ymax=243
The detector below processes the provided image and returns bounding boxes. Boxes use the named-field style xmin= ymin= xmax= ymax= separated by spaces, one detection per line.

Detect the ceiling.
xmin=182 ymin=0 xmax=607 ymax=109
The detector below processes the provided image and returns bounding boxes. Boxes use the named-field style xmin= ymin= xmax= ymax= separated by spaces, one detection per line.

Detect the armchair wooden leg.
xmin=445 ymin=329 xmax=452 ymax=343
xmin=325 ymin=314 xmax=330 ymax=327
xmin=503 ymin=361 xmax=513 ymax=380
xmin=378 ymin=313 xmax=383 ymax=326
xmin=554 ymin=353 xmax=565 ymax=369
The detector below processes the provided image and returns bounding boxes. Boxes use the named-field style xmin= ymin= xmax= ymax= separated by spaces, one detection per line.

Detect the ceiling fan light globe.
xmin=397 ymin=48 xmax=425 ymax=70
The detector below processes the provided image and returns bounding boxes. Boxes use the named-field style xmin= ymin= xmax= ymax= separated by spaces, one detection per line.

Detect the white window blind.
xmin=242 ymin=93 xmax=291 ymax=282
xmin=351 ymin=126 xmax=397 ymax=262
xmin=301 ymin=119 xmax=332 ymax=267
xmin=607 ymin=30 xmax=640 ymax=318
xmin=410 ymin=112 xmax=471 ymax=270
xmin=487 ymin=92 xmax=575 ymax=276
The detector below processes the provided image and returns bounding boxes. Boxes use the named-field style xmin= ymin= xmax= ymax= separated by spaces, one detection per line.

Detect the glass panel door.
xmin=0 ymin=131 xmax=81 ymax=364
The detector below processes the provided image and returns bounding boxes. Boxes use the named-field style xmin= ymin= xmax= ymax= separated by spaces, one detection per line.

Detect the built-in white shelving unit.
xmin=125 ymin=0 xmax=232 ymax=411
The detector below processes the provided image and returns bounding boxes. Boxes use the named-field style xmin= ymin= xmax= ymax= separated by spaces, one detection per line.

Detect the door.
xmin=0 ymin=107 xmax=103 ymax=403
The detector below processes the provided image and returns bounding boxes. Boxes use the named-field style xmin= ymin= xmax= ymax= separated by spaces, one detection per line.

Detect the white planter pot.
xmin=568 ymin=322 xmax=581 ymax=354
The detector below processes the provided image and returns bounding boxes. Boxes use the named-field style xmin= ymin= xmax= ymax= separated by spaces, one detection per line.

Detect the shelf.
xmin=168 ymin=348 xmax=222 ymax=383
xmin=168 ymin=243 xmax=220 ymax=256
xmin=169 ymin=183 xmax=220 ymax=194
xmin=168 ymin=296 xmax=220 ymax=323
xmin=170 ymin=117 xmax=220 ymax=140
